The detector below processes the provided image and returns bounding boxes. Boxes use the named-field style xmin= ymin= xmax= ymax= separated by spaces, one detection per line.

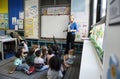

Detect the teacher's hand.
xmin=63 ymin=30 xmax=67 ymax=32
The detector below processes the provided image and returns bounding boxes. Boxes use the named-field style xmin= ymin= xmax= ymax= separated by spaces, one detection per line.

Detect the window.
xmin=101 ymin=0 xmax=107 ymax=18
xmin=40 ymin=0 xmax=71 ymax=6
xmin=40 ymin=0 xmax=54 ymax=6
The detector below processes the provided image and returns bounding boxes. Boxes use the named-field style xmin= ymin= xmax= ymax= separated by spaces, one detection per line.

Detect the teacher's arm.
xmin=63 ymin=29 xmax=67 ymax=32
xmin=69 ymin=30 xmax=77 ymax=32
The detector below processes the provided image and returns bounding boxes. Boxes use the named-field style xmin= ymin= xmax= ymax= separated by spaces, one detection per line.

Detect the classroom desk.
xmin=0 ymin=36 xmax=17 ymax=60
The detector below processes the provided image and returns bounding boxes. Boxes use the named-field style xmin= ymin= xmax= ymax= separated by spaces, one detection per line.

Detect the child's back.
xmin=34 ymin=50 xmax=49 ymax=71
xmin=47 ymin=56 xmax=63 ymax=79
xmin=26 ymin=48 xmax=36 ymax=66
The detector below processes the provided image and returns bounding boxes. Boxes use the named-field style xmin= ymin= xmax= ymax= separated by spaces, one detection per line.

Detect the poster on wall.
xmin=19 ymin=12 xmax=24 ymax=19
xmin=25 ymin=19 xmax=34 ymax=37
xmin=12 ymin=17 xmax=17 ymax=25
xmin=0 ymin=22 xmax=8 ymax=29
xmin=25 ymin=0 xmax=39 ymax=38
xmin=42 ymin=7 xmax=70 ymax=15
xmin=47 ymin=7 xmax=69 ymax=15
xmin=25 ymin=5 xmax=38 ymax=18
xmin=0 ymin=13 xmax=8 ymax=29
xmin=0 ymin=14 xmax=4 ymax=20
xmin=107 ymin=55 xmax=120 ymax=79
xmin=17 ymin=19 xmax=23 ymax=29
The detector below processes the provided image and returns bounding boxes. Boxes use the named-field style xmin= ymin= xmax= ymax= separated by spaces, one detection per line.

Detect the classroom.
xmin=0 ymin=0 xmax=120 ymax=79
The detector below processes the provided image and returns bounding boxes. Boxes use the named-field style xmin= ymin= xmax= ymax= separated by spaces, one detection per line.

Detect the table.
xmin=0 ymin=36 xmax=17 ymax=60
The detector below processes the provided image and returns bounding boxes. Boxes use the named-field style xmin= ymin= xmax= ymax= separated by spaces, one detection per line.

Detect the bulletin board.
xmin=9 ymin=0 xmax=24 ymax=29
xmin=41 ymin=15 xmax=69 ymax=39
xmin=25 ymin=0 xmax=39 ymax=39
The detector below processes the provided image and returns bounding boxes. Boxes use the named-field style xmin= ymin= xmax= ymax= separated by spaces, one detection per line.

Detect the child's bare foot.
xmin=9 ymin=71 xmax=14 ymax=74
xmin=64 ymin=62 xmax=71 ymax=68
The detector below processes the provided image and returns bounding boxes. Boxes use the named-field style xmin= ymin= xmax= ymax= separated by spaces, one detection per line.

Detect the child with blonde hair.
xmin=63 ymin=49 xmax=75 ymax=67
xmin=41 ymin=46 xmax=48 ymax=64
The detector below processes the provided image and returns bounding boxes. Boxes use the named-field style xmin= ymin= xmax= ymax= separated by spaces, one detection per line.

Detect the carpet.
xmin=0 ymin=74 xmax=18 ymax=79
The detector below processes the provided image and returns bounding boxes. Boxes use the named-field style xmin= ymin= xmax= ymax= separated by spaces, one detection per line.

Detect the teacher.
xmin=64 ymin=15 xmax=78 ymax=54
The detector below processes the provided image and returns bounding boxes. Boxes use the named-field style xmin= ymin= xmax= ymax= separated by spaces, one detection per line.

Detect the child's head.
xmin=32 ymin=44 xmax=38 ymax=49
xmin=15 ymin=48 xmax=23 ymax=58
xmin=68 ymin=49 xmax=74 ymax=55
xmin=28 ymin=48 xmax=35 ymax=56
xmin=35 ymin=50 xmax=42 ymax=57
xmin=41 ymin=46 xmax=47 ymax=53
xmin=48 ymin=48 xmax=53 ymax=55
xmin=52 ymin=45 xmax=58 ymax=52
xmin=49 ymin=56 xmax=61 ymax=71
xmin=32 ymin=44 xmax=39 ymax=52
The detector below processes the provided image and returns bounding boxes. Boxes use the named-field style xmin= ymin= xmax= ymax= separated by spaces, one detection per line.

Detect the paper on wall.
xmin=19 ymin=12 xmax=24 ymax=19
xmin=12 ymin=17 xmax=16 ymax=25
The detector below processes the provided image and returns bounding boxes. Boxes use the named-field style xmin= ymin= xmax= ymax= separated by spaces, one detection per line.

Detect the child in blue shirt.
xmin=9 ymin=48 xmax=31 ymax=75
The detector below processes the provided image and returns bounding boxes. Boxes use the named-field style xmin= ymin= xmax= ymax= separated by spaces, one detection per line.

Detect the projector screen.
xmin=41 ymin=15 xmax=69 ymax=39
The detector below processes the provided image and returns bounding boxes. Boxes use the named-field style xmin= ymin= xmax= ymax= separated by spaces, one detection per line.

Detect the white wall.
xmin=71 ymin=0 xmax=90 ymax=41
xmin=103 ymin=0 xmax=120 ymax=79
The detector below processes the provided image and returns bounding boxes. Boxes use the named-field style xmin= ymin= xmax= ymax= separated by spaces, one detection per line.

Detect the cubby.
xmin=26 ymin=39 xmax=83 ymax=54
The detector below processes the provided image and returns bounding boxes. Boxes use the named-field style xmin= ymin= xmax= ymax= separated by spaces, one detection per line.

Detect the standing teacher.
xmin=64 ymin=15 xmax=78 ymax=54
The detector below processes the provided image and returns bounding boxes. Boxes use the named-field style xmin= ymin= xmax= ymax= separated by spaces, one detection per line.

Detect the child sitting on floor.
xmin=9 ymin=48 xmax=31 ymax=75
xmin=47 ymin=48 xmax=55 ymax=64
xmin=26 ymin=48 xmax=36 ymax=66
xmin=63 ymin=49 xmax=75 ymax=68
xmin=47 ymin=56 xmax=63 ymax=79
xmin=41 ymin=46 xmax=48 ymax=64
xmin=34 ymin=50 xmax=49 ymax=71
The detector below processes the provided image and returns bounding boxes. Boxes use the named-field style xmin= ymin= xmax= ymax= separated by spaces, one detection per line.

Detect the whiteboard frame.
xmin=40 ymin=15 xmax=69 ymax=39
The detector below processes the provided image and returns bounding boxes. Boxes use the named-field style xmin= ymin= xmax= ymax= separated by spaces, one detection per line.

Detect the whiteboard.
xmin=41 ymin=15 xmax=69 ymax=39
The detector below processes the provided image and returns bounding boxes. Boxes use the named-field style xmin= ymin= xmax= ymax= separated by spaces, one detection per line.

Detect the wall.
xmin=103 ymin=0 xmax=120 ymax=79
xmin=0 ymin=0 xmax=8 ymax=13
xmin=71 ymin=0 xmax=90 ymax=41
